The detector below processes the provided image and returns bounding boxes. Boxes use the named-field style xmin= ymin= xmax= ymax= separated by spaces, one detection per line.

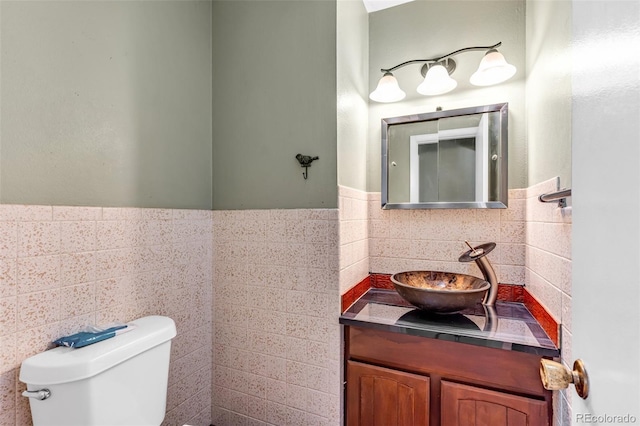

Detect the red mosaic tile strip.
xmin=496 ymin=284 xmax=525 ymax=303
xmin=341 ymin=275 xmax=371 ymax=313
xmin=512 ymin=285 xmax=525 ymax=303
xmin=524 ymin=290 xmax=560 ymax=346
xmin=370 ymin=273 xmax=394 ymax=289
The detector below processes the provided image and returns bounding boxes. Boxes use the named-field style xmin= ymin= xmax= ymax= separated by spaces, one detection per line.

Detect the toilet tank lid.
xmin=19 ymin=316 xmax=177 ymax=385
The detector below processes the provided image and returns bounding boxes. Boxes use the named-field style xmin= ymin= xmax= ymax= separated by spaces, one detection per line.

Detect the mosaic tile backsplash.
xmin=0 ymin=205 xmax=212 ymax=426
xmin=339 ymin=182 xmax=570 ymax=332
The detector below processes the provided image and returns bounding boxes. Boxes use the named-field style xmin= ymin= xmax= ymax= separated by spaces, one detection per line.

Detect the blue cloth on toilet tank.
xmin=53 ymin=325 xmax=129 ymax=348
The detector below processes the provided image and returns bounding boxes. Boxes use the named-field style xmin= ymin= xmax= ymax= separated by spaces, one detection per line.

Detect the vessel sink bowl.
xmin=391 ymin=271 xmax=490 ymax=314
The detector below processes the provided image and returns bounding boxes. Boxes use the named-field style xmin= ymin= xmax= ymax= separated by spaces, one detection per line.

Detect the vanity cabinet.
xmin=344 ymin=326 xmax=552 ymax=426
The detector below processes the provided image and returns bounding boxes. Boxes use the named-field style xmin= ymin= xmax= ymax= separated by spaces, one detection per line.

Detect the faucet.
xmin=459 ymin=241 xmax=498 ymax=306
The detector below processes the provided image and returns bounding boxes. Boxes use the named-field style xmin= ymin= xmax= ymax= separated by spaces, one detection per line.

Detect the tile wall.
xmin=366 ymin=189 xmax=528 ymax=286
xmin=523 ymin=178 xmax=573 ymax=426
xmin=338 ymin=186 xmax=369 ymax=295
xmin=0 ymin=205 xmax=213 ymax=426
xmin=212 ymin=209 xmax=341 ymax=426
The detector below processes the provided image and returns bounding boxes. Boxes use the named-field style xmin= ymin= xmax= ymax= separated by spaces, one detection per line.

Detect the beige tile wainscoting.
xmin=0 ymin=206 xmax=212 ymax=426
xmin=212 ymin=209 xmax=342 ymax=426
xmin=0 ymin=179 xmax=571 ymax=426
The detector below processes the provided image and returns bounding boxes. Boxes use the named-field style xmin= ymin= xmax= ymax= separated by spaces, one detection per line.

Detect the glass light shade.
xmin=470 ymin=50 xmax=517 ymax=86
xmin=417 ymin=64 xmax=457 ymax=96
xmin=369 ymin=72 xmax=406 ymax=103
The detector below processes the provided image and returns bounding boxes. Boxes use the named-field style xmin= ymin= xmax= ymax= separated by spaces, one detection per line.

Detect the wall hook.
xmin=295 ymin=154 xmax=319 ymax=180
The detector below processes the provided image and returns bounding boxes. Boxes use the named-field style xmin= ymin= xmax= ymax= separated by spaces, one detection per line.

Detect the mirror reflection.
xmin=382 ymin=103 xmax=508 ymax=209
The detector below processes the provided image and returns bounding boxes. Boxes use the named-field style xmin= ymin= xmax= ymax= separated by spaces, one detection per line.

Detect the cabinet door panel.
xmin=347 ymin=361 xmax=430 ymax=426
xmin=507 ymin=409 xmax=528 ymax=426
xmin=441 ymin=381 xmax=548 ymax=426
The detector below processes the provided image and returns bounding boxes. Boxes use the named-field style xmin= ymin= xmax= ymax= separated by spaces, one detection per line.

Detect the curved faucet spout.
xmin=458 ymin=242 xmax=498 ymax=306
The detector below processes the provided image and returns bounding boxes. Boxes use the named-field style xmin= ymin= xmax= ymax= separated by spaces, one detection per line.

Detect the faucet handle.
xmin=459 ymin=242 xmax=496 ymax=262
xmin=464 ymin=241 xmax=485 ymax=257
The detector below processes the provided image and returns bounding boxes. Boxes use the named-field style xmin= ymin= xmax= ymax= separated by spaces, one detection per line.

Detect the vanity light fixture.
xmin=369 ymin=72 xmax=406 ymax=102
xmin=470 ymin=48 xmax=517 ymax=86
xmin=369 ymin=42 xmax=516 ymax=103
xmin=417 ymin=60 xmax=458 ymax=96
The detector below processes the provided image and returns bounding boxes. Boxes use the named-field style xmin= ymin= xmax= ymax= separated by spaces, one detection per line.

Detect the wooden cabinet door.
xmin=441 ymin=381 xmax=549 ymax=426
xmin=346 ymin=360 xmax=430 ymax=426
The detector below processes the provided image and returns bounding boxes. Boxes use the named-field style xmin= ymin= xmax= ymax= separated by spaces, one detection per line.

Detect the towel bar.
xmin=539 ymin=188 xmax=571 ymax=207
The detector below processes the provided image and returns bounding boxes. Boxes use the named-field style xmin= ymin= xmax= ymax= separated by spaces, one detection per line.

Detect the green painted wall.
xmin=525 ymin=0 xmax=572 ymax=188
xmin=212 ymin=0 xmax=337 ymax=209
xmin=337 ymin=0 xmax=369 ymax=192
xmin=0 ymin=1 xmax=213 ymax=209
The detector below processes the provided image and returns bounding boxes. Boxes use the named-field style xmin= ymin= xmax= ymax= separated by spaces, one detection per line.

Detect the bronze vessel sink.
xmin=391 ymin=271 xmax=490 ymax=314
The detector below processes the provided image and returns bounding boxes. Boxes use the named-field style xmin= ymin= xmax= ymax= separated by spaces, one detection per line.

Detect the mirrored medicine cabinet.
xmin=381 ymin=103 xmax=508 ymax=209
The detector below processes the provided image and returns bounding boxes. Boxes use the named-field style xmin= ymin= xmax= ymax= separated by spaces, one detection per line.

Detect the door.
xmin=441 ymin=381 xmax=548 ymax=426
xmin=346 ymin=360 xmax=430 ymax=426
xmin=572 ymin=0 xmax=640 ymax=423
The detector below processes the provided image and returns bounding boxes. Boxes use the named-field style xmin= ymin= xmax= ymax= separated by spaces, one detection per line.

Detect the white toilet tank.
xmin=20 ymin=316 xmax=177 ymax=426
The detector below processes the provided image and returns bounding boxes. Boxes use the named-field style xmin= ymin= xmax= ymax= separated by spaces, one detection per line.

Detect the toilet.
xmin=20 ymin=316 xmax=177 ymax=426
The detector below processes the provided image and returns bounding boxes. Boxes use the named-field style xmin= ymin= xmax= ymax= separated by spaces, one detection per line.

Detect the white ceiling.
xmin=361 ymin=0 xmax=414 ymax=13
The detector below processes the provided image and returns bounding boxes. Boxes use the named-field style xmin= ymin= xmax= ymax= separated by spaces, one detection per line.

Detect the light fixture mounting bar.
xmin=380 ymin=42 xmax=502 ymax=73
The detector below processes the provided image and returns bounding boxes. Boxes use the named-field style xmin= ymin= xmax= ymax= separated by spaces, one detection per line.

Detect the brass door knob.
xmin=540 ymin=359 xmax=589 ymax=399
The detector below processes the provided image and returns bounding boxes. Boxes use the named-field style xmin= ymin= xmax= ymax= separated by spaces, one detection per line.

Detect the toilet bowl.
xmin=20 ymin=316 xmax=177 ymax=426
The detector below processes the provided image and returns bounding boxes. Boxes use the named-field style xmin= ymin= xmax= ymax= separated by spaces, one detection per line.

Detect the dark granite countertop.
xmin=339 ymin=289 xmax=560 ymax=357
